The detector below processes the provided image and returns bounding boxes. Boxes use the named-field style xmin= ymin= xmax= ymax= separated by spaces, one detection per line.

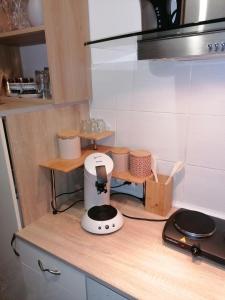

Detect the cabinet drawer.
xmin=22 ymin=263 xmax=76 ymax=300
xmin=87 ymin=277 xmax=133 ymax=300
xmin=17 ymin=238 xmax=86 ymax=300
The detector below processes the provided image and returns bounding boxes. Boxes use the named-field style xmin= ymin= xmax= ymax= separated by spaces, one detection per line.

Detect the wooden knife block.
xmin=145 ymin=174 xmax=173 ymax=217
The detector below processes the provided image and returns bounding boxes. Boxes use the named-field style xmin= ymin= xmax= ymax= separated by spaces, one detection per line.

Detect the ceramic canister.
xmin=129 ymin=150 xmax=151 ymax=177
xmin=27 ymin=0 xmax=43 ymax=26
xmin=57 ymin=130 xmax=81 ymax=160
xmin=111 ymin=147 xmax=129 ymax=173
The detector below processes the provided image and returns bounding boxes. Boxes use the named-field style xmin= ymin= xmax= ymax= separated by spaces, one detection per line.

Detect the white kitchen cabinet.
xmin=0 ymin=117 xmax=26 ymax=299
xmin=86 ymin=277 xmax=131 ymax=300
xmin=21 ymin=264 xmax=77 ymax=300
xmin=17 ymin=238 xmax=87 ymax=300
xmin=16 ymin=237 xmax=134 ymax=300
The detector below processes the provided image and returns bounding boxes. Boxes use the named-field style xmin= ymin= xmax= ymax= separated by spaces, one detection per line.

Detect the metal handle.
xmin=38 ymin=259 xmax=61 ymax=276
xmin=11 ymin=233 xmax=20 ymax=257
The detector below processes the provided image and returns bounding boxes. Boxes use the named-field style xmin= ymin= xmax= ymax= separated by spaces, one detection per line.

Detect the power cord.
xmin=51 ymin=199 xmax=84 ymax=214
xmin=56 ymin=187 xmax=84 ymax=199
xmin=111 ymin=181 xmax=132 ymax=189
xmin=52 ymin=187 xmax=84 ymax=214
xmin=111 ymin=191 xmax=143 ymax=202
xmin=122 ymin=213 xmax=169 ymax=222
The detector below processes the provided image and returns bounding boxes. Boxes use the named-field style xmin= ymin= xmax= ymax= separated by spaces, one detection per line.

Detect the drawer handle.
xmin=38 ymin=259 xmax=61 ymax=276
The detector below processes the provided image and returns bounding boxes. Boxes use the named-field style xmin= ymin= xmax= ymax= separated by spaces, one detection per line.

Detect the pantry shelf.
xmin=112 ymin=171 xmax=151 ymax=185
xmin=40 ymin=144 xmax=151 ymax=184
xmin=0 ymin=25 xmax=45 ymax=46
xmin=39 ymin=145 xmax=113 ymax=173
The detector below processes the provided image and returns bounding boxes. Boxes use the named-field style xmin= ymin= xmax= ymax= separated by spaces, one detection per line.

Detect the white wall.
xmin=89 ymin=1 xmax=225 ymax=218
xmin=20 ymin=44 xmax=48 ymax=78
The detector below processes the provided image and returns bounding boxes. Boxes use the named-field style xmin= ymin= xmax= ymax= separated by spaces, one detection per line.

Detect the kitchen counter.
xmin=0 ymin=97 xmax=53 ymax=116
xmin=16 ymin=196 xmax=225 ymax=300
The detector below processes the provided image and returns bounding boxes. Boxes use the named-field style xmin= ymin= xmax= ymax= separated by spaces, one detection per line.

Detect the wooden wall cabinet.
xmin=0 ymin=0 xmax=91 ymax=104
xmin=5 ymin=105 xmax=81 ymax=226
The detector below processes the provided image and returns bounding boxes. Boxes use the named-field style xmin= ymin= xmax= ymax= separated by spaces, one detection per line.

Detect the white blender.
xmin=81 ymin=153 xmax=124 ymax=234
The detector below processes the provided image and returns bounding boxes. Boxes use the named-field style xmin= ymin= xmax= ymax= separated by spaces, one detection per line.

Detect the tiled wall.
xmin=90 ymin=58 xmax=225 ymax=218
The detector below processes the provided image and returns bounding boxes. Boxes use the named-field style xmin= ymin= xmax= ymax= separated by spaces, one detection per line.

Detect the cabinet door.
xmin=17 ymin=238 xmax=86 ymax=300
xmin=43 ymin=0 xmax=92 ymax=104
xmin=22 ymin=264 xmax=76 ymax=300
xmin=87 ymin=278 xmax=132 ymax=300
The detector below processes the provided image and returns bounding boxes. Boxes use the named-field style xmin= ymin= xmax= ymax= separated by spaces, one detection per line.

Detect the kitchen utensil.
xmin=165 ymin=161 xmax=184 ymax=185
xmin=151 ymin=155 xmax=158 ymax=183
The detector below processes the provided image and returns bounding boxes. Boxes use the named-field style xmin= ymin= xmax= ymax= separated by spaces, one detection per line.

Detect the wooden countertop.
xmin=0 ymin=98 xmax=53 ymax=116
xmin=16 ymin=196 xmax=225 ymax=300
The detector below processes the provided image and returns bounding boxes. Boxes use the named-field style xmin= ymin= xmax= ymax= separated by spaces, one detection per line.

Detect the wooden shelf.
xmin=112 ymin=171 xmax=151 ymax=184
xmin=0 ymin=25 xmax=45 ymax=46
xmin=40 ymin=143 xmax=151 ymax=185
xmin=39 ymin=145 xmax=112 ymax=173
xmin=79 ymin=130 xmax=114 ymax=141
xmin=0 ymin=96 xmax=53 ymax=104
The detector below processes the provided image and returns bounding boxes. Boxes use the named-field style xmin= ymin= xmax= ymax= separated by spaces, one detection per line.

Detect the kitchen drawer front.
xmin=87 ymin=277 xmax=133 ymax=300
xmin=17 ymin=238 xmax=86 ymax=300
xmin=22 ymin=263 xmax=76 ymax=300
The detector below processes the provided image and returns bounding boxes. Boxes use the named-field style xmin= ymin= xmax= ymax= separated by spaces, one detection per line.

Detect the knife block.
xmin=145 ymin=174 xmax=173 ymax=217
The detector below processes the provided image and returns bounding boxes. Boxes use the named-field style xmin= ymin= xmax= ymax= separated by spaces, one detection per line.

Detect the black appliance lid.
xmin=173 ymin=210 xmax=216 ymax=239
xmin=88 ymin=205 xmax=117 ymax=221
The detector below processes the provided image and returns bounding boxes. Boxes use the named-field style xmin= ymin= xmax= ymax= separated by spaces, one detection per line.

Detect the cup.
xmin=96 ymin=119 xmax=106 ymax=132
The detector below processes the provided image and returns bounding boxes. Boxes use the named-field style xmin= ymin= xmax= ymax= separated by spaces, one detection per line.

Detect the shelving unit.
xmin=0 ymin=25 xmax=45 ymax=46
xmin=40 ymin=143 xmax=152 ymax=211
xmin=0 ymin=0 xmax=91 ymax=105
xmin=40 ymin=144 xmax=113 ymax=173
xmin=79 ymin=130 xmax=114 ymax=141
xmin=112 ymin=171 xmax=149 ymax=185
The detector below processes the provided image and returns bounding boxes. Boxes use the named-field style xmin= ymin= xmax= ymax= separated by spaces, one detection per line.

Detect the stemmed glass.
xmin=12 ymin=0 xmax=30 ymax=30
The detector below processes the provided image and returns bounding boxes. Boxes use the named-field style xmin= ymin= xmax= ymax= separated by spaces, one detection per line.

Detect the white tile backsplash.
xmin=189 ymin=59 xmax=225 ymax=115
xmin=90 ymin=58 xmax=225 ymax=216
xmin=91 ymin=64 xmax=117 ymax=110
xmin=182 ymin=166 xmax=225 ymax=219
xmin=131 ymin=61 xmax=191 ymax=113
xmin=187 ymin=115 xmax=225 ymax=170
xmin=116 ymin=110 xmax=187 ymax=162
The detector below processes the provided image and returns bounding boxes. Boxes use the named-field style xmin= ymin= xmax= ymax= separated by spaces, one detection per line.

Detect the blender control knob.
xmin=191 ymin=245 xmax=201 ymax=257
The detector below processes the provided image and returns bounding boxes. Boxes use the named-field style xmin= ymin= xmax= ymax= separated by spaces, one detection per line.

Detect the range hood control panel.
xmin=208 ymin=42 xmax=225 ymax=52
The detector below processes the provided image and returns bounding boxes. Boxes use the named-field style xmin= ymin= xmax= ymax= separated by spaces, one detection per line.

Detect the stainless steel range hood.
xmin=85 ymin=1 xmax=225 ymax=60
xmin=138 ymin=20 xmax=225 ymax=60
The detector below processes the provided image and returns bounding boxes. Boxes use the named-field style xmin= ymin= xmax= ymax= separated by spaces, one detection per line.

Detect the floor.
xmin=0 ymin=257 xmax=26 ymax=300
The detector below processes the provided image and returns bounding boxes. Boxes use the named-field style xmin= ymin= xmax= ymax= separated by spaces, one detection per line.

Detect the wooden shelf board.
xmin=0 ymin=25 xmax=45 ymax=46
xmin=39 ymin=145 xmax=112 ymax=173
xmin=112 ymin=171 xmax=151 ymax=184
xmin=0 ymin=96 xmax=53 ymax=104
xmin=79 ymin=130 xmax=114 ymax=141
